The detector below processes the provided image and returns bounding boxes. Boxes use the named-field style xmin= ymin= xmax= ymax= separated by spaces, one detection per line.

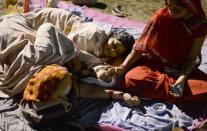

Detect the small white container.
xmin=151 ymin=103 xmax=166 ymax=115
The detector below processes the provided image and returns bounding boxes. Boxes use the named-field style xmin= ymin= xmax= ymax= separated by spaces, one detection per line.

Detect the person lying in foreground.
xmin=113 ymin=0 xmax=207 ymax=104
xmin=23 ymin=64 xmax=140 ymax=107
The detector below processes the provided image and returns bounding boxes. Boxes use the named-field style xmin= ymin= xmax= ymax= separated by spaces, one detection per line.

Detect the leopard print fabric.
xmin=23 ymin=64 xmax=70 ymax=102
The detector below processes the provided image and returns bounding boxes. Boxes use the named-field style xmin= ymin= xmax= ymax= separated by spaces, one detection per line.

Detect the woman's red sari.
xmin=122 ymin=0 xmax=207 ymax=103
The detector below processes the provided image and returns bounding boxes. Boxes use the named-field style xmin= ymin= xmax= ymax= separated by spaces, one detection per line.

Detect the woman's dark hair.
xmin=175 ymin=0 xmax=186 ymax=7
xmin=113 ymin=31 xmax=135 ymax=55
xmin=165 ymin=0 xmax=185 ymax=8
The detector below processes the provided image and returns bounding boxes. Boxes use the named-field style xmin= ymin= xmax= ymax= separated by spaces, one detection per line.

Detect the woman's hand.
xmin=169 ymin=75 xmax=186 ymax=98
xmin=114 ymin=50 xmax=143 ymax=78
xmin=123 ymin=93 xmax=140 ymax=107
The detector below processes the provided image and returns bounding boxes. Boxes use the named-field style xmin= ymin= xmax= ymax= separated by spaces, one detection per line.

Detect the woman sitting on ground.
xmin=114 ymin=0 xmax=207 ymax=103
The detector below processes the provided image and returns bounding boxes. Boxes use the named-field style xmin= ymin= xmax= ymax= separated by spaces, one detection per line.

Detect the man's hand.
xmin=123 ymin=93 xmax=140 ymax=107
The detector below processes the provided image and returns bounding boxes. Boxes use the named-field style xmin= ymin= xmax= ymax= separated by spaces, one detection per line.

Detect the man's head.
xmin=23 ymin=64 xmax=72 ymax=102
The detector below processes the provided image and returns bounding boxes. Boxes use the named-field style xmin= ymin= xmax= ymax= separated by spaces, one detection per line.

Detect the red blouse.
xmin=133 ymin=7 xmax=207 ymax=69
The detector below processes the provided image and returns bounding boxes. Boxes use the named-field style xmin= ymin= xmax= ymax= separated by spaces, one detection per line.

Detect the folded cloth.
xmin=79 ymin=100 xmax=193 ymax=130
xmin=100 ymin=102 xmax=193 ymax=130
xmin=0 ymin=22 xmax=75 ymax=97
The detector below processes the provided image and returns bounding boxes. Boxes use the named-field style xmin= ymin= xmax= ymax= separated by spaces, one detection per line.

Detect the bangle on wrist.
xmin=108 ymin=90 xmax=114 ymax=100
xmin=119 ymin=65 xmax=127 ymax=70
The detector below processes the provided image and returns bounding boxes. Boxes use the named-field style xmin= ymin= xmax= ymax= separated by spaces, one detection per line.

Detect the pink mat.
xmin=57 ymin=1 xmax=145 ymax=29
xmin=190 ymin=119 xmax=207 ymax=131
xmin=97 ymin=124 xmax=126 ymax=131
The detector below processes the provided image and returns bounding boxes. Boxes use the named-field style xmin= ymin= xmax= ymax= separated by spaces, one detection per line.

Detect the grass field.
xmin=0 ymin=0 xmax=207 ymax=23
xmin=90 ymin=0 xmax=164 ymax=22
xmin=95 ymin=0 xmax=207 ymax=22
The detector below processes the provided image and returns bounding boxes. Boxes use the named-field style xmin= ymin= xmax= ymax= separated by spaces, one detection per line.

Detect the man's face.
xmin=103 ymin=37 xmax=126 ymax=58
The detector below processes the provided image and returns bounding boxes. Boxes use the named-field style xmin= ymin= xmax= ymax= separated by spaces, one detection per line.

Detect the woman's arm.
xmin=179 ymin=36 xmax=206 ymax=79
xmin=115 ymin=50 xmax=143 ymax=76
xmin=73 ymin=79 xmax=140 ymax=106
xmin=122 ymin=50 xmax=143 ymax=69
xmin=170 ymin=36 xmax=206 ymax=97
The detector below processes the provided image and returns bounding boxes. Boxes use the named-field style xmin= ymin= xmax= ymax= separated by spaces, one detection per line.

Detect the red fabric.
xmin=122 ymin=60 xmax=207 ymax=103
xmin=133 ymin=7 xmax=207 ymax=68
xmin=123 ymin=3 xmax=207 ymax=103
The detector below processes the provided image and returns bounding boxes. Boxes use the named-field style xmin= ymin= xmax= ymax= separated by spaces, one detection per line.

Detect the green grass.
xmin=0 ymin=0 xmax=207 ymax=23
xmin=0 ymin=1 xmax=5 ymax=16
xmin=93 ymin=0 xmax=164 ymax=22
xmin=92 ymin=0 xmax=207 ymax=23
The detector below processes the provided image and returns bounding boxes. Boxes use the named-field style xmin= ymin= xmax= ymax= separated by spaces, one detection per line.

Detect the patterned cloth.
xmin=23 ymin=64 xmax=71 ymax=102
xmin=0 ymin=20 xmax=75 ymax=97
xmin=0 ymin=8 xmax=85 ymax=97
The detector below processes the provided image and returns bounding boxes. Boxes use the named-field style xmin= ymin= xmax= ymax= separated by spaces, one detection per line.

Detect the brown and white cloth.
xmin=0 ymin=15 xmax=76 ymax=97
